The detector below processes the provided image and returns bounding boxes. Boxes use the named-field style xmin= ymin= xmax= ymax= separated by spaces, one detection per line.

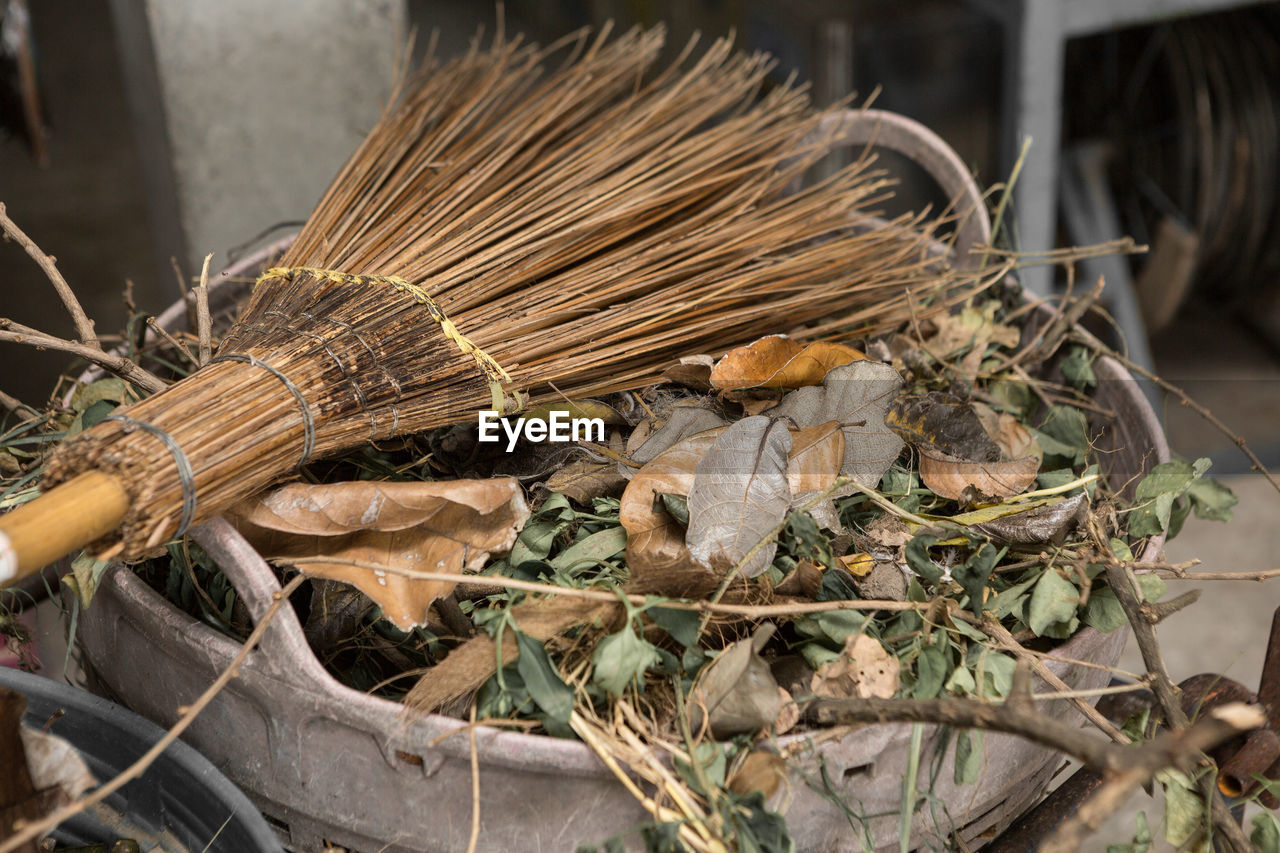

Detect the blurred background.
xmin=2 ymin=1 xmax=1279 ymax=847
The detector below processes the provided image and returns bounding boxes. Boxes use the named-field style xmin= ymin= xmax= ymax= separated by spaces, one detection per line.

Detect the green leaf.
xmin=1027 ymin=570 xmax=1080 ymax=636
xmin=1127 ymin=459 xmax=1217 ymax=537
xmin=785 ymin=511 xmax=833 ymax=568
xmin=724 ymin=791 xmax=794 ymax=853
xmin=954 ymin=543 xmax=1003 ymax=617
xmin=1083 ymin=587 xmax=1127 ymax=632
xmin=815 ymin=610 xmax=868 ymax=646
xmin=1186 ymin=477 xmax=1237 ymax=522
xmin=592 ymin=625 xmax=661 ymax=697
xmin=640 ymin=821 xmax=686 ymax=852
xmin=904 ymin=532 xmax=943 ymax=585
xmin=1109 ymin=538 xmax=1134 ymax=562
xmin=945 ymin=664 xmax=976 ymax=696
xmin=1136 ymin=573 xmax=1165 ymax=603
xmin=815 ymin=568 xmax=858 ymax=602
xmin=987 ymin=575 xmax=1038 ymax=619
xmin=1059 ymin=345 xmax=1097 ymax=389
xmin=954 ymin=729 xmax=982 ymax=785
xmin=65 ymin=552 xmax=111 ymax=607
xmin=647 ymin=603 xmax=700 ymax=650
xmin=549 ymin=525 xmax=626 ymax=573
xmin=914 ymin=644 xmax=948 ymax=699
xmin=510 ymin=521 xmax=562 ymax=565
xmin=1036 ymin=405 xmax=1090 ymax=464
xmin=1252 ymin=812 xmax=1280 ymax=853
xmin=977 ymin=650 xmax=1016 ymax=698
xmin=658 ymin=493 xmax=689 ymax=527
xmin=1157 ymin=768 xmax=1203 ymax=846
xmin=800 ymin=642 xmax=840 ymax=671
xmin=513 ymin=629 xmax=575 ymax=733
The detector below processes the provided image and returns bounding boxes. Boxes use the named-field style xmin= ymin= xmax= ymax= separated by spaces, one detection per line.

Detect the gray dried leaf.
xmin=630 ymin=402 xmax=729 ymax=465
xmin=770 ymin=361 xmax=904 ymax=486
xmin=689 ymin=624 xmax=784 ymax=738
xmin=972 ymin=493 xmax=1087 ymax=544
xmin=686 ymin=416 xmax=793 ymax=579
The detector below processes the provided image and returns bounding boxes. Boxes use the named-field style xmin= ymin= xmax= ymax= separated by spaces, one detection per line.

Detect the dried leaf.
xmin=971 ymin=493 xmax=1087 ymax=544
xmin=786 ymin=420 xmax=844 ymax=499
xmin=775 ymin=559 xmax=823 ymax=597
xmin=620 ymin=431 xmax=722 ymax=595
xmin=918 ymin=448 xmax=1039 ymax=501
xmin=770 ymin=360 xmax=905 ymax=486
xmin=710 ymin=335 xmax=869 ymax=391
xmin=689 ymin=625 xmax=784 ymax=738
xmin=405 ymin=598 xmax=617 ymax=714
xmin=661 ymin=354 xmax=716 ymax=390
xmin=629 ymin=403 xmax=728 ymax=465
xmin=839 ymin=553 xmax=875 ymax=577
xmin=923 ymin=302 xmax=1020 ymax=379
xmin=520 ymin=399 xmax=626 ymax=426
xmin=810 ymin=634 xmax=900 ymax=699
xmin=686 ymin=417 xmax=793 ymax=579
xmin=228 ymin=479 xmax=529 ymax=629
xmin=888 ymin=391 xmax=1002 ymax=462
xmin=543 ymin=460 xmax=628 ymax=503
xmin=973 ymin=402 xmax=1042 ymax=462
xmin=728 ymin=751 xmax=789 ymax=799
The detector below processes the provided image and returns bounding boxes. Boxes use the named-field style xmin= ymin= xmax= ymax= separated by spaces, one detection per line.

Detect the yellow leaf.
xmin=839 ymin=552 xmax=876 ymax=577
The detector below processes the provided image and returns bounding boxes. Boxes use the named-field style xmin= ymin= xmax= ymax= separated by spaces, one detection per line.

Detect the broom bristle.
xmin=45 ymin=27 xmax=996 ymax=557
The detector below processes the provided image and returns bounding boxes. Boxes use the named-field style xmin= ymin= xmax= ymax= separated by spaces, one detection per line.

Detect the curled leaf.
xmin=972 ymin=493 xmax=1087 ymax=544
xmin=686 ymin=417 xmax=793 ymax=579
xmin=228 ymin=479 xmax=529 ymax=629
xmin=918 ymin=448 xmax=1039 ymax=501
xmin=689 ymin=625 xmax=784 ymax=738
xmin=710 ymin=335 xmax=868 ymax=391
xmin=543 ymin=460 xmax=627 ymax=503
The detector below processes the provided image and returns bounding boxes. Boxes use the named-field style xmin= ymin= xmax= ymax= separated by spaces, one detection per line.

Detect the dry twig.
xmin=0 ymin=203 xmax=98 ymax=346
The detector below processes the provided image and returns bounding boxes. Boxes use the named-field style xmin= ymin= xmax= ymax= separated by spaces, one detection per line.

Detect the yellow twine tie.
xmin=255 ymin=266 xmax=522 ymax=413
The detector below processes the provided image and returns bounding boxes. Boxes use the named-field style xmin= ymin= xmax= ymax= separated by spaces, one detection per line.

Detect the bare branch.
xmin=0 ymin=203 xmax=98 ymax=346
xmin=0 ymin=320 xmax=166 ymax=394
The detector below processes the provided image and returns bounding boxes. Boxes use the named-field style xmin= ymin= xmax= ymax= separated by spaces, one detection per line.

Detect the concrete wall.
xmin=111 ymin=0 xmax=407 ymax=276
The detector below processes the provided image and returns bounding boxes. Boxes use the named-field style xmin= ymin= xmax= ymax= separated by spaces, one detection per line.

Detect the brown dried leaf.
xmin=620 ymin=430 xmax=722 ymax=595
xmin=770 ymin=360 xmax=905 ymax=486
xmin=786 ymin=420 xmax=844 ymax=498
xmin=728 ymin=750 xmax=789 ymax=799
xmin=775 ymin=558 xmax=823 ymax=598
xmin=918 ymin=448 xmax=1040 ymax=501
xmin=228 ymin=479 xmax=529 ymax=629
xmin=923 ymin=303 xmax=1020 ymax=380
xmin=661 ymin=354 xmax=716 ymax=390
xmin=710 ymin=335 xmax=869 ymax=391
xmin=887 ymin=391 xmax=1002 ymax=462
xmin=689 ymin=625 xmax=783 ymax=738
xmin=810 ymin=634 xmax=900 ymax=700
xmin=544 ymin=459 xmax=628 ymax=503
xmin=973 ymin=401 xmax=1042 ymax=462
xmin=686 ymin=417 xmax=793 ymax=579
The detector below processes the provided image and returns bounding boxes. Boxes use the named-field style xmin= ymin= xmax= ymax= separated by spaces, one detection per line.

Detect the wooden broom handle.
xmin=0 ymin=472 xmax=131 ymax=587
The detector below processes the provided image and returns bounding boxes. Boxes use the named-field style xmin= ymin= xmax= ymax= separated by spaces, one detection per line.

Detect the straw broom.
xmin=0 ymin=27 xmax=989 ymax=583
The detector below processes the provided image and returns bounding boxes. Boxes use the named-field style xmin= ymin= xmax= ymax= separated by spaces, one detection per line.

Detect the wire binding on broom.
xmin=255 ymin=266 xmax=522 ymax=414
